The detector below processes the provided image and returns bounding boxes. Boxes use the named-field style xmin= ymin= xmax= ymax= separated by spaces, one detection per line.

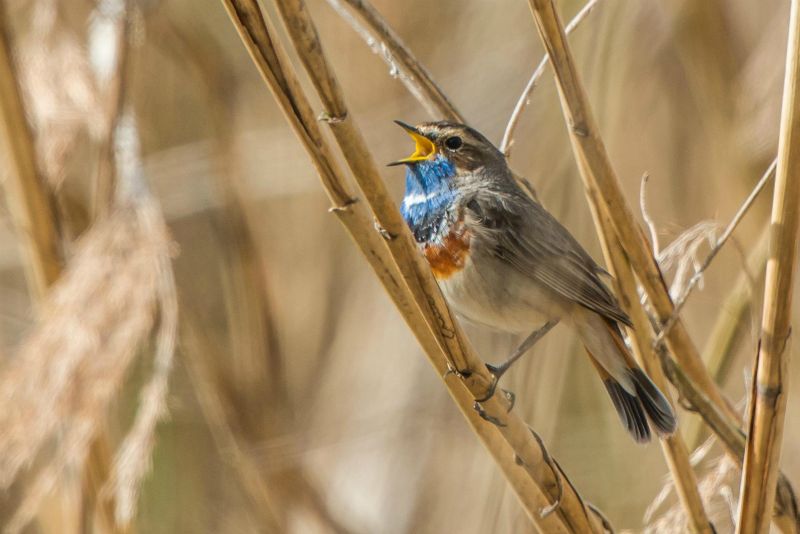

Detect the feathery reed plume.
xmin=0 ymin=109 xmax=176 ymax=531
xmin=645 ymin=440 xmax=740 ymax=534
xmin=654 ymin=158 xmax=777 ymax=345
xmin=0 ymin=200 xmax=165 ymax=531
xmin=737 ymin=0 xmax=800 ymax=530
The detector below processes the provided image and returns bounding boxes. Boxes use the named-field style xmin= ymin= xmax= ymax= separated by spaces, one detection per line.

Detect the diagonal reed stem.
xmin=324 ymin=0 xmax=464 ymax=123
xmin=220 ymin=0 xmax=610 ymax=530
xmin=525 ymin=0 xmax=800 ymax=531
xmin=593 ymin=206 xmax=713 ymax=533
xmin=736 ymin=0 xmax=800 ymax=531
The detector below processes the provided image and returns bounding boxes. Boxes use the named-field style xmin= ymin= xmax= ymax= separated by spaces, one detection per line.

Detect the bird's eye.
xmin=445 ymin=136 xmax=463 ymax=150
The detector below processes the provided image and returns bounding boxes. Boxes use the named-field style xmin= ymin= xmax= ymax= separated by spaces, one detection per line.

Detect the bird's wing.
xmin=463 ymin=189 xmax=632 ymax=327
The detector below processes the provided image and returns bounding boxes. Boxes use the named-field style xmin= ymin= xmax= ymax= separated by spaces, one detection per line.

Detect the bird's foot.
xmin=473 ymin=401 xmax=506 ymax=427
xmin=474 ymin=363 xmax=515 ymax=408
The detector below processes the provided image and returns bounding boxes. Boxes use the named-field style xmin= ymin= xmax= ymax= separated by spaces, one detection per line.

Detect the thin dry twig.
xmin=737 ymin=2 xmax=800 ymax=531
xmin=525 ymin=0 xmax=799 ymax=530
xmin=323 ymin=0 xmax=463 ymax=122
xmin=221 ymin=0 xmax=608 ymax=530
xmin=654 ymin=157 xmax=777 ymax=346
xmin=685 ymin=228 xmax=769 ymax=450
xmin=500 ymin=0 xmax=602 ymax=157
xmin=640 ymin=173 xmax=661 ymax=257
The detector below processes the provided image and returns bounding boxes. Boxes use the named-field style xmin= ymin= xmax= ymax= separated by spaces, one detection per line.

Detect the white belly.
xmin=436 ymin=253 xmax=569 ymax=334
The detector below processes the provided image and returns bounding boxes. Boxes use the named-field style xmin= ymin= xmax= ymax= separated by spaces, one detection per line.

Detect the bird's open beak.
xmin=387 ymin=120 xmax=437 ymax=166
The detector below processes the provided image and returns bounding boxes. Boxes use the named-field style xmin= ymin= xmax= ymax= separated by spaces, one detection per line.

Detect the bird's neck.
xmin=401 ymin=155 xmax=458 ymax=243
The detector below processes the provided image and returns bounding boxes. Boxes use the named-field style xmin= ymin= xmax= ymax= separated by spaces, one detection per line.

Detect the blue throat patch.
xmin=400 ymin=154 xmax=457 ymax=243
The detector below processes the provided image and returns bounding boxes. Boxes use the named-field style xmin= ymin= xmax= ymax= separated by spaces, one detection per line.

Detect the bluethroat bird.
xmin=389 ymin=120 xmax=677 ymax=443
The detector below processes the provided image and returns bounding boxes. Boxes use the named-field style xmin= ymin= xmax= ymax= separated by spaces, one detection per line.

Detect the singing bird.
xmin=389 ymin=120 xmax=676 ymax=443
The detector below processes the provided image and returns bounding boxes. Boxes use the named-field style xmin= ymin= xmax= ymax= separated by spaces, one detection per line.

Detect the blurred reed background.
xmin=0 ymin=0 xmax=795 ymax=532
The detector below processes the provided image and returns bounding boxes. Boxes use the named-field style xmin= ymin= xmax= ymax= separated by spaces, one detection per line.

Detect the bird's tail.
xmin=572 ymin=308 xmax=677 ymax=443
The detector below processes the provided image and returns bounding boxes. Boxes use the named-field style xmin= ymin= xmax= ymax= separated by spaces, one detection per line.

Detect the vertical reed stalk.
xmin=737 ymin=1 xmax=800 ymax=531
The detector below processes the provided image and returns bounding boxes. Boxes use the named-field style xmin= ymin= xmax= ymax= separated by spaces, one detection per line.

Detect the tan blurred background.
xmin=0 ymin=0 xmax=795 ymax=532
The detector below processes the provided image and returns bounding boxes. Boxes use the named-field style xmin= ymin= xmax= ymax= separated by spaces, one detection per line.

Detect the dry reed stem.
xmin=221 ymin=0 xmax=608 ymax=530
xmin=526 ymin=0 xmax=800 ymax=530
xmin=500 ymin=0 xmax=601 ymax=157
xmin=525 ymin=0 xmax=734 ymax=422
xmin=593 ymin=208 xmax=713 ymax=533
xmin=658 ymin=345 xmax=800 ymax=534
xmin=0 ymin=2 xmax=62 ymax=300
xmin=736 ymin=1 xmax=800 ymax=531
xmin=325 ymin=0 xmax=464 ymax=123
xmin=700 ymin=230 xmax=768 ymax=389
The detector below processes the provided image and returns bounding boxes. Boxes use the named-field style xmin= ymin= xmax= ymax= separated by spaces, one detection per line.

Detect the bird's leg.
xmin=488 ymin=319 xmax=559 ymax=378
xmin=476 ymin=319 xmax=559 ymax=405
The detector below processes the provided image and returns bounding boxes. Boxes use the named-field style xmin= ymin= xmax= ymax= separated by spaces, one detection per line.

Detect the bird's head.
xmin=388 ymin=120 xmax=504 ymax=176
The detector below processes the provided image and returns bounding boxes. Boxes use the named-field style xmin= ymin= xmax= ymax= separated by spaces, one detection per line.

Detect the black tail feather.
xmin=630 ymin=368 xmax=678 ymax=436
xmin=603 ymin=379 xmax=651 ymax=443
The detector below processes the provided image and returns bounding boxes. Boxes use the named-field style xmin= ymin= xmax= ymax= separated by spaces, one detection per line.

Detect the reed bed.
xmin=0 ymin=1 xmax=798 ymax=533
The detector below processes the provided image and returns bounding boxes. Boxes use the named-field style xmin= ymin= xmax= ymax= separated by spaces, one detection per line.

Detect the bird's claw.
xmin=473 ymin=365 xmax=516 ymax=414
xmin=473 ymin=401 xmax=506 ymax=427
xmin=502 ymin=388 xmax=516 ymax=412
